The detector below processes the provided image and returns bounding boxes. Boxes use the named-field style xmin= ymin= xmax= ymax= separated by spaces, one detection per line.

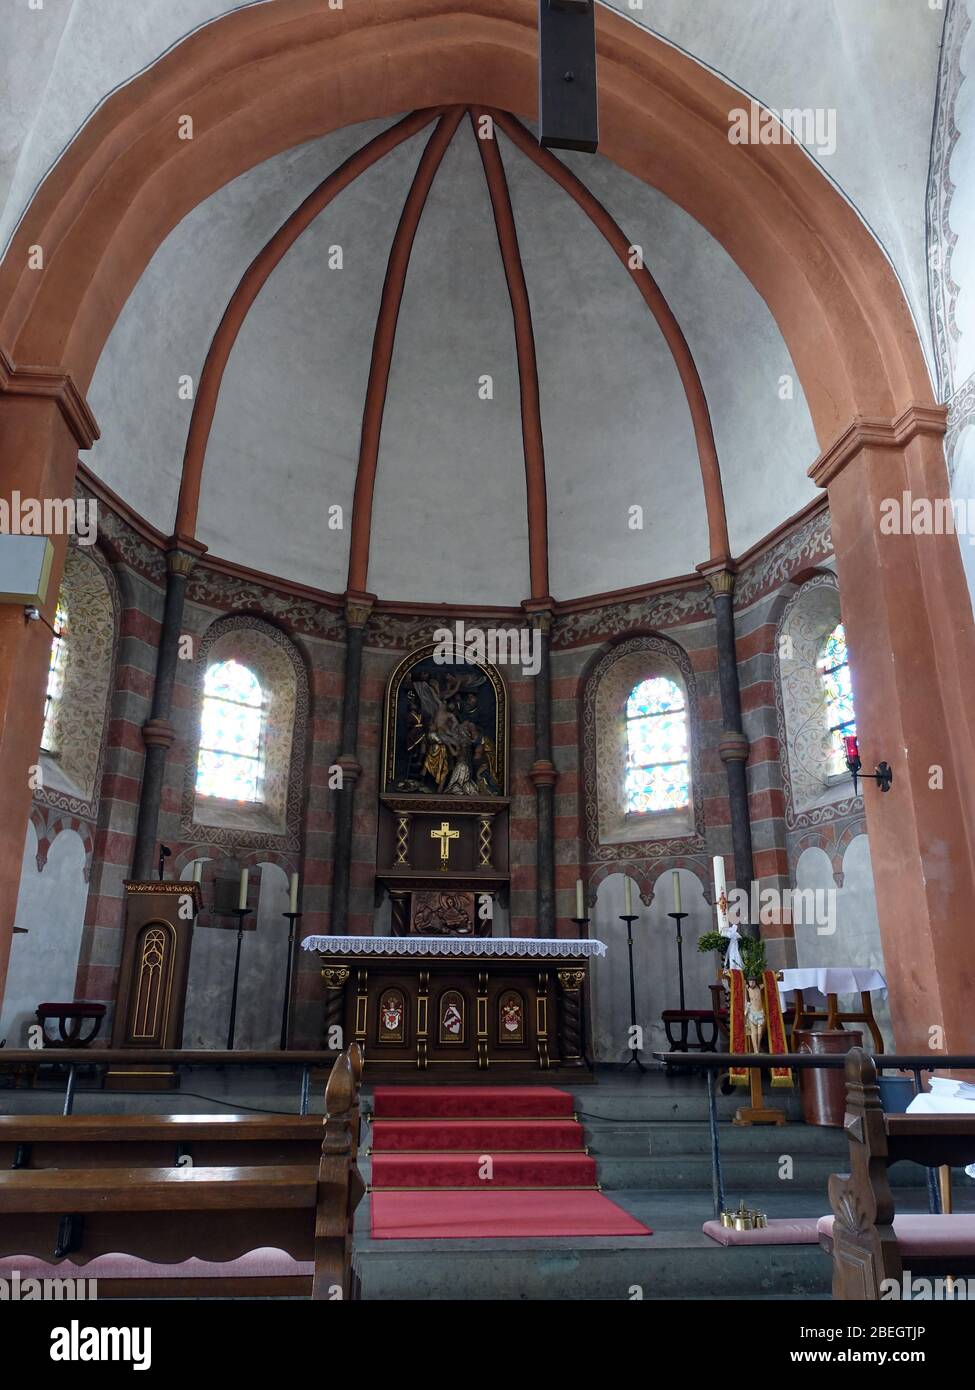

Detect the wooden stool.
xmin=35 ymin=1002 xmax=106 ymax=1048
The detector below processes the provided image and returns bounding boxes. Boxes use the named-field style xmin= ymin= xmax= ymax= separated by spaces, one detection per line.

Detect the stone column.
xmin=810 ymin=407 xmax=975 ymax=1051
xmin=0 ymin=378 xmax=98 ymax=1001
xmin=131 ymin=538 xmax=206 ymax=881
xmin=329 ymin=594 xmax=372 ymax=937
xmin=699 ymin=561 xmax=756 ymax=933
xmin=525 ymin=606 xmax=556 ymax=937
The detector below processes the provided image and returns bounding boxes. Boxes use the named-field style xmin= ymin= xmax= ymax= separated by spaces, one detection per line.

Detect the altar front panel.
xmin=306 ymin=937 xmax=604 ymax=1082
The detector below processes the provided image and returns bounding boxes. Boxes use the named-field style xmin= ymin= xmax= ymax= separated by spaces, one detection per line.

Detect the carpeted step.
xmin=370 ymin=1189 xmax=650 ymax=1239
xmin=371 ymin=1119 xmax=585 ymax=1152
xmin=372 ymin=1086 xmax=575 ymax=1119
xmin=372 ymin=1151 xmax=598 ymax=1189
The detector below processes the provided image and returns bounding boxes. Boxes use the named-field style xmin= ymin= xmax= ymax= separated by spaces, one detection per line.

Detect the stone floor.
xmin=4 ymin=1062 xmax=972 ymax=1300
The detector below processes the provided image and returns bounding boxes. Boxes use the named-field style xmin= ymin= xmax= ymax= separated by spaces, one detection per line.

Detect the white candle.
xmin=289 ymin=872 xmax=299 ymax=914
xmin=576 ymin=879 xmax=585 ymax=919
xmin=192 ymin=860 xmax=203 ymax=884
xmin=623 ymin=875 xmax=633 ymax=916
xmin=672 ymin=870 xmax=681 ymax=914
xmin=713 ymin=855 xmax=728 ymax=931
xmin=238 ymin=868 xmax=249 ymax=910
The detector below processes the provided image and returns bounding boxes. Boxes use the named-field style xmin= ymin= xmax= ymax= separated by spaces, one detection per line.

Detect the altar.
xmin=301 ymin=935 xmax=606 ymax=1082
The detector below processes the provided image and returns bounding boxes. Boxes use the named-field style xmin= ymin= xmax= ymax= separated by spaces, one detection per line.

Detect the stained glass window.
xmin=196 ymin=660 xmax=266 ymax=802
xmin=818 ymin=623 xmax=856 ymax=778
xmin=40 ymin=599 xmax=69 ymax=755
xmin=624 ymin=676 xmax=690 ymax=814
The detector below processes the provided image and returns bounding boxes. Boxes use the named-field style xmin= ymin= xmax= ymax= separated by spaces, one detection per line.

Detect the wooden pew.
xmin=0 ymin=1040 xmax=366 ymax=1172
xmin=0 ymin=1046 xmax=365 ymax=1299
xmin=823 ymin=1048 xmax=975 ymax=1299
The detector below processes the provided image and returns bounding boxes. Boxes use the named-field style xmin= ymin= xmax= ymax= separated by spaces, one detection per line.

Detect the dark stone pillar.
xmin=329 ymin=595 xmax=372 ymax=937
xmin=526 ymin=607 xmax=556 ymax=937
xmin=131 ymin=539 xmax=205 ymax=881
xmin=700 ymin=563 xmax=756 ymax=936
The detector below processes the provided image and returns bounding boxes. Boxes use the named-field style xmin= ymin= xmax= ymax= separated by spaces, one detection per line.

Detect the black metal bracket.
xmin=12 ymin=1142 xmax=31 ymax=1170
xmin=846 ymin=754 xmax=893 ymax=798
xmin=539 ymin=0 xmax=598 ymax=152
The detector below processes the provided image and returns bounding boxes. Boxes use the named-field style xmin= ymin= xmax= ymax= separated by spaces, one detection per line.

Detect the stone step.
xmin=354 ymin=1233 xmax=831 ymax=1300
xmin=573 ymin=1092 xmax=806 ymax=1124
xmin=585 ymin=1120 xmax=847 ymax=1158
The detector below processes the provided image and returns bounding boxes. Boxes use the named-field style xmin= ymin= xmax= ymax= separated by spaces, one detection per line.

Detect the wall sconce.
xmin=845 ymin=735 xmax=893 ymax=796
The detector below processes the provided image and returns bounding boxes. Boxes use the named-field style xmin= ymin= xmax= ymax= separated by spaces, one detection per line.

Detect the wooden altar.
xmin=302 ymin=936 xmax=604 ymax=1083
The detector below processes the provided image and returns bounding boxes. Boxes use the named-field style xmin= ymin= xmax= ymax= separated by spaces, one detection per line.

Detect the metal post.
xmin=706 ymin=1068 xmax=726 ymax=1220
xmin=621 ymin=914 xmax=645 ymax=1071
xmin=299 ymin=1064 xmax=311 ymax=1116
xmin=62 ymin=1064 xmax=77 ymax=1117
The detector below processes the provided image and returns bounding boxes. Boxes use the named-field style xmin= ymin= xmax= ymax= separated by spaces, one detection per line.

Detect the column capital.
xmin=808 ymin=402 xmax=948 ymax=489
xmin=344 ymin=591 xmax=376 ymax=629
xmin=521 ymin=597 xmax=555 ymax=632
xmin=0 ymin=344 xmax=100 ymax=449
xmin=696 ymin=558 xmax=737 ymax=597
xmin=166 ymin=534 xmax=207 ymax=577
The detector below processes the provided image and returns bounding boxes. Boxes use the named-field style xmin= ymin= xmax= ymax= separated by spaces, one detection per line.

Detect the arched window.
xmin=40 ymin=598 xmax=69 ymax=755
xmin=624 ymin=676 xmax=689 ymax=814
xmin=196 ymin=660 xmax=266 ymax=803
xmin=817 ymin=622 xmax=856 ymax=778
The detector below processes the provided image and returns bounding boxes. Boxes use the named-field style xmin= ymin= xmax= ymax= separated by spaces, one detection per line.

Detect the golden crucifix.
xmin=430 ymin=820 xmax=460 ymax=870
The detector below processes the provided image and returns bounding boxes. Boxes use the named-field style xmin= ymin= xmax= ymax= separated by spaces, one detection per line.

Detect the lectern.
xmin=107 ymin=880 xmax=201 ymax=1089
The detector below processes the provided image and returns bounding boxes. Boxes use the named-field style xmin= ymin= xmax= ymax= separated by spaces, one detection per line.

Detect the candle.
xmin=844 ymin=734 xmax=860 ymax=764
xmin=238 ymin=868 xmax=249 ymax=910
xmin=192 ymin=860 xmax=203 ymax=884
xmin=289 ymin=872 xmax=299 ymax=914
xmin=713 ymin=855 xmax=728 ymax=931
xmin=672 ymin=870 xmax=681 ymax=914
xmin=576 ymin=879 xmax=585 ymax=919
xmin=623 ymin=875 xmax=633 ymax=916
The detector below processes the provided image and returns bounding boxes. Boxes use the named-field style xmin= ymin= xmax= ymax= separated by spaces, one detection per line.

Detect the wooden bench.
xmin=0 ymin=1044 xmax=365 ymax=1299
xmin=821 ymin=1048 xmax=975 ymax=1299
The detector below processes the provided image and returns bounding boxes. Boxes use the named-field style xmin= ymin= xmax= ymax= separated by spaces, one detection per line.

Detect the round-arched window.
xmin=818 ymin=623 xmax=856 ymax=778
xmin=196 ymin=659 xmax=266 ymax=802
xmin=624 ymin=676 xmax=689 ymax=814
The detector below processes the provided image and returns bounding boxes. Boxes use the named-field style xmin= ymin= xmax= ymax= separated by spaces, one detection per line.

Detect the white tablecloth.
xmin=907 ymin=1083 xmax=975 ymax=1178
xmin=778 ymin=967 xmax=887 ymax=1001
xmin=300 ymin=934 xmax=606 ymax=959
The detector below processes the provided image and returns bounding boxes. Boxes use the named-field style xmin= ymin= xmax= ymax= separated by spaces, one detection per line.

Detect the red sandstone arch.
xmin=0 ymin=0 xmax=933 ymax=438
xmin=2 ymin=0 xmax=975 ymax=1052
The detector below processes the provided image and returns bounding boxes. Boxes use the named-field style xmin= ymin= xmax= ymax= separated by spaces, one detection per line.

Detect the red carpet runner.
xmin=369 ymin=1086 xmax=651 ymax=1239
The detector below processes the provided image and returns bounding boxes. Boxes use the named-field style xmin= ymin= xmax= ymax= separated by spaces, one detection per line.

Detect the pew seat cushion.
xmin=0 ymin=1249 xmax=312 ymax=1280
xmin=703 ymin=1217 xmax=821 ymax=1246
xmin=817 ymin=1214 xmax=975 ymax=1258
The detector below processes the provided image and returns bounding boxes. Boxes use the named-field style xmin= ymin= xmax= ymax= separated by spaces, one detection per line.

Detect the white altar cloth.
xmin=777 ymin=966 xmax=887 ymax=1002
xmin=301 ymin=934 xmax=606 ymax=959
xmin=907 ymin=1080 xmax=975 ymax=1178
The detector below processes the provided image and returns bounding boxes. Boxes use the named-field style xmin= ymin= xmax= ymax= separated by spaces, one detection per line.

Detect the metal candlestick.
xmin=226 ymin=907 xmax=252 ymax=1050
xmin=280 ymin=911 xmax=302 ymax=1050
xmin=620 ymin=913 xmax=646 ymax=1072
xmin=571 ymin=916 xmax=590 ymax=941
xmin=668 ymin=911 xmax=688 ymax=1012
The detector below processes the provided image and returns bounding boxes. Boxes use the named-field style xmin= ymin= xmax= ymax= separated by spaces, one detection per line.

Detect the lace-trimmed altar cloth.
xmin=301 ymin=935 xmax=607 ymax=959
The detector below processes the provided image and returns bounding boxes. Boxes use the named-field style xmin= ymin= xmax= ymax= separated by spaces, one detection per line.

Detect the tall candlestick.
xmin=192 ymin=860 xmax=203 ymax=884
xmin=623 ymin=874 xmax=633 ymax=916
xmin=238 ymin=867 xmax=249 ymax=910
xmin=576 ymin=879 xmax=585 ymax=919
xmin=672 ymin=869 xmax=681 ymax=914
xmin=289 ymin=872 xmax=299 ymax=914
xmin=713 ymin=855 xmax=728 ymax=931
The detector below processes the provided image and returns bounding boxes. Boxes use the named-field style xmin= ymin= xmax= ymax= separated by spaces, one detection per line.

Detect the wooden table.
xmin=777 ymin=968 xmax=886 ymax=1053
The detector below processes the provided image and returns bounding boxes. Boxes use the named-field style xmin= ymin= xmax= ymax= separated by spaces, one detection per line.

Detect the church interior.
xmin=1 ymin=0 xmax=975 ymax=1318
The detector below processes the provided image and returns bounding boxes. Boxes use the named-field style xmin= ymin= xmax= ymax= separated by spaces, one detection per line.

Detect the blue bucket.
xmin=878 ymin=1075 xmax=916 ymax=1114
